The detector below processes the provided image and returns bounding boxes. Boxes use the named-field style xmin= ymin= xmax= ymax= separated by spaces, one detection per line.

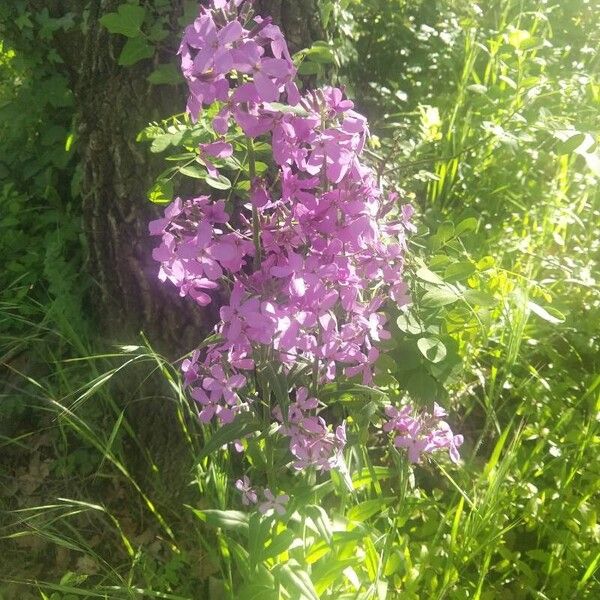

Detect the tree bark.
xmin=255 ymin=0 xmax=324 ymax=52
xmin=76 ymin=0 xmax=210 ymax=356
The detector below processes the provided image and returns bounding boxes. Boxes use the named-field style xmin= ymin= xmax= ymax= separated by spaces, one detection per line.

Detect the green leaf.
xmin=297 ymin=61 xmax=321 ymax=76
xmin=147 ymin=179 xmax=173 ymax=204
xmin=466 ymin=84 xmax=487 ymax=94
xmin=263 ymin=102 xmax=310 ymax=117
xmin=415 ymin=265 xmax=445 ymax=285
xmin=305 ymin=42 xmax=335 ymax=64
xmin=455 ymin=217 xmax=478 ymax=236
xmin=527 ymin=301 xmax=565 ymax=325
xmin=422 ymin=287 xmax=459 ymax=308
xmin=476 ymin=256 xmax=495 ymax=271
xmin=262 ymin=529 xmax=295 ymax=560
xmin=118 ymin=37 xmax=154 ymax=66
xmin=238 ymin=585 xmax=278 ymax=600
xmin=313 ymin=558 xmax=358 ymax=595
xmin=396 ymin=312 xmax=424 ymax=335
xmin=179 ymin=0 xmax=200 ymax=27
xmin=436 ymin=221 xmax=455 ymax=243
xmin=205 ymin=173 xmax=232 ymax=190
xmin=347 ymin=498 xmax=391 ymax=522
xmin=306 ymin=505 xmax=333 ymax=544
xmin=363 ymin=536 xmax=379 ymax=582
xmin=187 ymin=507 xmax=249 ymax=533
xmin=180 ymin=164 xmax=206 ymax=179
xmin=277 ymin=561 xmax=320 ymax=600
xmin=248 ymin=513 xmax=271 ymax=570
xmin=556 ymin=132 xmax=586 ymax=155
xmin=147 ymin=64 xmax=183 ymax=85
xmin=198 ymin=413 xmax=259 ymax=459
xmin=150 ymin=133 xmax=180 ymax=153
xmin=417 ymin=337 xmax=447 ymax=363
xmin=100 ymin=4 xmax=146 ymax=38
xmin=444 ymin=261 xmax=476 ymax=282
xmin=508 ymin=29 xmax=530 ymax=49
xmin=351 ymin=466 xmax=392 ymax=490
xmin=406 ymin=370 xmax=440 ymax=401
xmin=463 ymin=289 xmax=497 ymax=307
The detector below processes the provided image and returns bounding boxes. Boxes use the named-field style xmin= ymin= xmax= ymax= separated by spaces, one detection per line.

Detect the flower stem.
xmin=246 ymin=135 xmax=261 ymax=270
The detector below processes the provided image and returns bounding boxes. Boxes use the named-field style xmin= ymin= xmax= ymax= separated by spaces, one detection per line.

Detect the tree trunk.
xmin=76 ymin=0 xmax=322 ymax=356
xmin=255 ymin=0 xmax=324 ymax=52
xmin=76 ymin=0 xmax=210 ymax=356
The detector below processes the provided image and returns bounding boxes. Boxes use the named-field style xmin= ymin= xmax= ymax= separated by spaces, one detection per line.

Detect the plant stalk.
xmin=246 ymin=136 xmax=262 ymax=270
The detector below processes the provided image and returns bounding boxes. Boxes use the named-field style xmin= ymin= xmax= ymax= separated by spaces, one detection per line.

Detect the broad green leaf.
xmin=396 ymin=312 xmax=424 ymax=335
xmin=499 ymin=74 xmax=517 ymax=89
xmin=527 ymin=301 xmax=565 ymax=325
xmin=248 ymin=513 xmax=271 ymax=570
xmin=476 ymin=256 xmax=495 ymax=271
xmin=198 ymin=413 xmax=259 ymax=459
xmin=147 ymin=179 xmax=173 ymax=204
xmin=445 ymin=261 xmax=476 ymax=282
xmin=306 ymin=540 xmax=331 ymax=564
xmin=351 ymin=466 xmax=392 ymax=490
xmin=118 ymin=37 xmax=153 ymax=66
xmin=148 ymin=64 xmax=183 ymax=85
xmin=262 ymin=529 xmax=295 ymax=561
xmin=305 ymin=42 xmax=335 ymax=64
xmin=313 ymin=558 xmax=358 ymax=595
xmin=179 ymin=0 xmax=200 ymax=27
xmin=463 ymin=289 xmax=497 ymax=307
xmin=556 ymin=132 xmax=586 ymax=155
xmin=422 ymin=287 xmax=459 ymax=308
xmin=238 ymin=585 xmax=278 ymax=600
xmin=467 ymin=84 xmax=487 ymax=94
xmin=306 ymin=505 xmax=333 ymax=544
xmin=297 ymin=61 xmax=321 ymax=76
xmin=151 ymin=132 xmax=183 ymax=153
xmin=180 ymin=164 xmax=206 ymax=179
xmin=187 ymin=507 xmax=249 ymax=533
xmin=319 ymin=382 xmax=388 ymax=403
xmin=206 ymin=173 xmax=232 ymax=189
xmin=277 ymin=561 xmax=319 ymax=600
xmin=363 ymin=536 xmax=379 ymax=582
xmin=455 ymin=217 xmax=478 ymax=235
xmin=347 ymin=498 xmax=391 ymax=523
xmin=508 ymin=29 xmax=530 ymax=49
xmin=406 ymin=370 xmax=440 ymax=401
xmin=415 ymin=265 xmax=445 ymax=285
xmin=99 ymin=4 xmax=146 ymax=38
xmin=417 ymin=337 xmax=447 ymax=363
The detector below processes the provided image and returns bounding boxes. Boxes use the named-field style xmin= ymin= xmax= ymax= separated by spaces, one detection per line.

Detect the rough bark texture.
xmin=76 ymin=0 xmax=212 ymax=357
xmin=255 ymin=0 xmax=324 ymax=52
xmin=75 ymin=0 xmax=322 ymax=357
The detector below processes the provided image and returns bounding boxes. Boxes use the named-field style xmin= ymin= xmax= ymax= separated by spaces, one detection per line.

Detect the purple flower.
xmin=235 ymin=476 xmax=258 ymax=506
xmin=147 ymin=3 xmax=466 ymax=489
xmin=384 ymin=404 xmax=463 ymax=464
xmin=258 ymin=489 xmax=289 ymax=515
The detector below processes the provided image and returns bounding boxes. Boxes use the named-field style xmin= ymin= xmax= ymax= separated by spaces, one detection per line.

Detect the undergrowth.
xmin=1 ymin=0 xmax=599 ymax=598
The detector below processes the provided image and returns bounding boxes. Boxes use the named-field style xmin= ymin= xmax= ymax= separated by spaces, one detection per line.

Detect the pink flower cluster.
xmin=150 ymin=0 xmax=462 ymax=473
xmin=274 ymin=387 xmax=346 ymax=471
xmin=383 ymin=403 xmax=464 ymax=464
xmin=179 ymin=0 xmax=298 ymax=122
xmin=235 ymin=476 xmax=289 ymax=515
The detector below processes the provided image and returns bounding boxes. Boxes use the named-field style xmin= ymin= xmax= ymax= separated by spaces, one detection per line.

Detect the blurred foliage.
xmin=0 ymin=6 xmax=87 ymax=339
xmin=1 ymin=0 xmax=599 ymax=599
